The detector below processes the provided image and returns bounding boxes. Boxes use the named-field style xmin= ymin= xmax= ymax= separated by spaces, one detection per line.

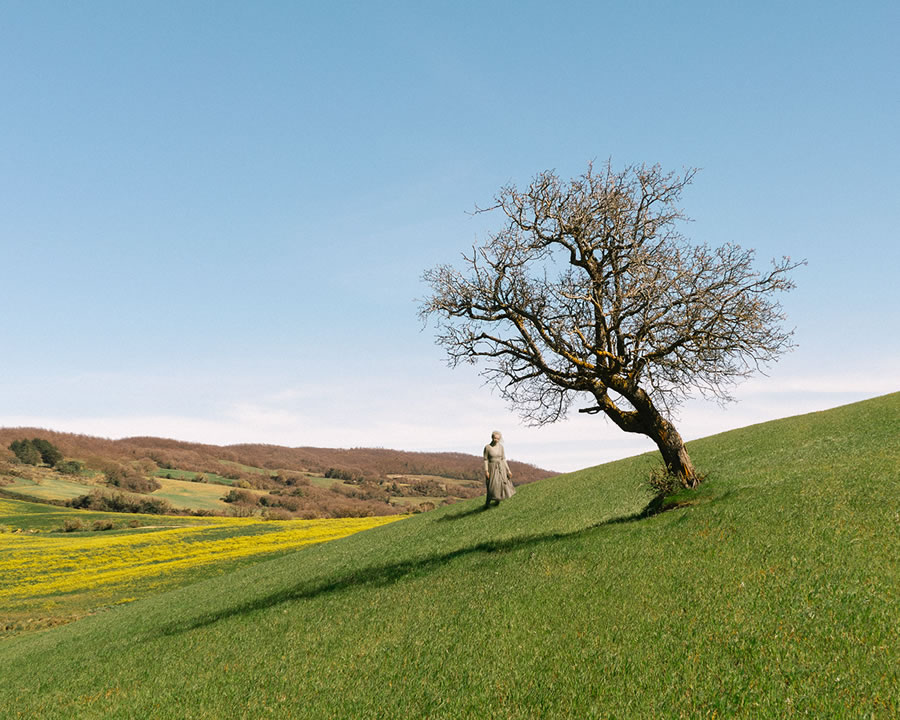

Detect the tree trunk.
xmin=592 ymin=386 xmax=701 ymax=489
xmin=651 ymin=422 xmax=699 ymax=489
xmin=628 ymin=390 xmax=700 ymax=489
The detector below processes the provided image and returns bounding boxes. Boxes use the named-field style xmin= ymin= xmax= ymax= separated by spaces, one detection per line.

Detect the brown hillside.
xmin=0 ymin=428 xmax=557 ymax=518
xmin=0 ymin=428 xmax=554 ymax=483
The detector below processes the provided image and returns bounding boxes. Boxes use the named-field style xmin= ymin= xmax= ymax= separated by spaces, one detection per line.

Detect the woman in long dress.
xmin=483 ymin=430 xmax=515 ymax=507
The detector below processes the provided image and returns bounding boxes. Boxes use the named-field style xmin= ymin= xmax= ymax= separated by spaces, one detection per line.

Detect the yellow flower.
xmin=0 ymin=515 xmax=403 ymax=600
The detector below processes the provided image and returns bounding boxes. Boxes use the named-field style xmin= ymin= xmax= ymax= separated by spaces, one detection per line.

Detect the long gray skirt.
xmin=486 ymin=461 xmax=516 ymax=501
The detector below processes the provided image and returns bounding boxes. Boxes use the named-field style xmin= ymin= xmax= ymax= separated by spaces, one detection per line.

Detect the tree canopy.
xmin=9 ymin=437 xmax=64 ymax=466
xmin=421 ymin=162 xmax=803 ymax=486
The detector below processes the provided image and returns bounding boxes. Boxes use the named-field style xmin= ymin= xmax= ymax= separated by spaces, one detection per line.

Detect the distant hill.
xmin=0 ymin=428 xmax=556 ymax=518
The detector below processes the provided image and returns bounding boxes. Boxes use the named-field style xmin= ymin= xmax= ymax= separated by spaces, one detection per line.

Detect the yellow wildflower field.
xmin=0 ymin=514 xmax=403 ymax=602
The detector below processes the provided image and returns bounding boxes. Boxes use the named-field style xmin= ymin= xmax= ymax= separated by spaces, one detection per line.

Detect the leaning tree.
xmin=421 ymin=162 xmax=803 ymax=488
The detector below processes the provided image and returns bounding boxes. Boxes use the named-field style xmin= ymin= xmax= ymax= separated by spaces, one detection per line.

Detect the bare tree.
xmin=420 ymin=162 xmax=803 ymax=488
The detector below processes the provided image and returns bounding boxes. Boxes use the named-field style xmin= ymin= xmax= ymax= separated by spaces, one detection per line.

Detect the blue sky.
xmin=2 ymin=1 xmax=898 ymax=472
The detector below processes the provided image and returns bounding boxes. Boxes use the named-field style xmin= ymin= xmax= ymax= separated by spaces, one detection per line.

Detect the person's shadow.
xmin=435 ymin=505 xmax=488 ymax=522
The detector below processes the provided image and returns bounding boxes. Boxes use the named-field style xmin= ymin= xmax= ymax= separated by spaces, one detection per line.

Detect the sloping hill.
xmin=1 ymin=393 xmax=897 ymax=718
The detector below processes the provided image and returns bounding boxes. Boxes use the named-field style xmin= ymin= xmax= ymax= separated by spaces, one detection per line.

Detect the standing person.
xmin=483 ymin=430 xmax=515 ymax=508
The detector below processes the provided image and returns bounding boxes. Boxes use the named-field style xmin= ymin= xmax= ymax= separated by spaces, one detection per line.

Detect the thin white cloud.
xmin=737 ymin=373 xmax=900 ymax=396
xmin=3 ymin=363 xmax=896 ymax=474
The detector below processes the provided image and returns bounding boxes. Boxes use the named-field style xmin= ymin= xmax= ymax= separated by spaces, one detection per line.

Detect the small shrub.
xmin=222 ymin=489 xmax=256 ymax=505
xmin=135 ymin=458 xmax=158 ymax=475
xmin=104 ymin=464 xmax=161 ymax=494
xmin=645 ymin=463 xmax=708 ymax=498
xmin=56 ymin=460 xmax=85 ymax=475
xmin=406 ymin=478 xmax=445 ymax=497
xmin=273 ymin=496 xmax=301 ymax=512
xmin=62 ymin=518 xmax=84 ymax=532
xmin=92 ymin=519 xmax=115 ymax=531
xmin=646 ymin=465 xmax=682 ymax=496
xmin=67 ymin=490 xmax=175 ymax=515
xmin=134 ymin=497 xmax=172 ymax=514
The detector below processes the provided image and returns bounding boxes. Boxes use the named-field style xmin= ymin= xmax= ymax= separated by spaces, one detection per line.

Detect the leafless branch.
xmin=420 ymin=161 xmax=804 ymax=484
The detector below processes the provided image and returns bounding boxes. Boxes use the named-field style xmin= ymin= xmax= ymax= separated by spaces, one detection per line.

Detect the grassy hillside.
xmin=1 ymin=393 xmax=897 ymax=718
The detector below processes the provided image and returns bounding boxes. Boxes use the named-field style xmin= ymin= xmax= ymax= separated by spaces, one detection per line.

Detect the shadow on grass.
xmin=156 ymin=494 xmax=683 ymax=638
xmin=435 ymin=505 xmax=490 ymax=522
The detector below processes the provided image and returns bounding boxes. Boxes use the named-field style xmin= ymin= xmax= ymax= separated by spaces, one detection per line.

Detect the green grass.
xmin=154 ymin=468 xmax=238 ymax=486
xmin=0 ymin=393 xmax=897 ymax=718
xmin=1 ymin=474 xmax=96 ymax=502
xmin=151 ymin=476 xmax=234 ymax=512
xmin=1 ymin=470 xmax=236 ymax=513
xmin=218 ymin=460 xmax=273 ymax=475
xmin=305 ymin=474 xmax=343 ymax=489
xmin=0 ymin=497 xmax=210 ymax=533
xmin=389 ymin=495 xmax=443 ymax=509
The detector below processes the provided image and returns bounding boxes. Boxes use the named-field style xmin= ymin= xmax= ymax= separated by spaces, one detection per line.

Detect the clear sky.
xmin=2 ymin=1 xmax=898 ymax=472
